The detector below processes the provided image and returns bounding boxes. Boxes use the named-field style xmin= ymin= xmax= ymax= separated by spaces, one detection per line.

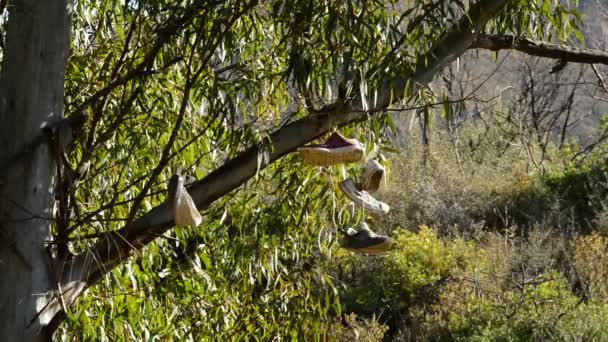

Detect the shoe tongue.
xmin=359 ymin=222 xmax=371 ymax=231
xmin=346 ymin=227 xmax=358 ymax=236
xmin=326 ymin=132 xmax=353 ymax=148
xmin=358 ymin=222 xmax=381 ymax=238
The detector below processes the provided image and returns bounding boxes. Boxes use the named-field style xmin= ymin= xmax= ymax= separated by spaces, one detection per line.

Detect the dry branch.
xmin=471 ymin=33 xmax=608 ymax=65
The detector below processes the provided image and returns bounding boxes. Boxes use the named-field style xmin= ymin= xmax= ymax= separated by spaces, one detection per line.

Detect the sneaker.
xmin=169 ymin=174 xmax=202 ymax=227
xmin=298 ymin=132 xmax=364 ymax=166
xmin=339 ymin=179 xmax=389 ymax=215
xmin=341 ymin=222 xmax=393 ymax=254
xmin=361 ymin=159 xmax=385 ymax=193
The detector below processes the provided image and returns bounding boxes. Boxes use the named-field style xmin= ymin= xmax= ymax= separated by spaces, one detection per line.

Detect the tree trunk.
xmin=0 ymin=0 xmax=69 ymax=340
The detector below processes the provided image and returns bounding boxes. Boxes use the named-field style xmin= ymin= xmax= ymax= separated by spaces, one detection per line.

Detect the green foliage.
xmin=496 ymin=0 xmax=583 ymax=44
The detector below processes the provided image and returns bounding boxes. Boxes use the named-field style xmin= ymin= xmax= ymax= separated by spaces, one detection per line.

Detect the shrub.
xmin=544 ymin=161 xmax=608 ymax=233
xmin=324 ymin=313 xmax=388 ymax=342
xmin=573 ymin=233 xmax=608 ymax=302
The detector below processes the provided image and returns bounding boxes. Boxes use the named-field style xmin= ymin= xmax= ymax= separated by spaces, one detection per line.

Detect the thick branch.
xmin=471 ymin=33 xmax=608 ymax=65
xmin=48 ymin=0 xmax=512 ymax=331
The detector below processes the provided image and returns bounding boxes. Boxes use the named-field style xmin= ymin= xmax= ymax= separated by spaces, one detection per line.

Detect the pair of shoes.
xmin=339 ymin=179 xmax=389 ymax=215
xmin=298 ymin=132 xmax=364 ymax=166
xmin=169 ymin=174 xmax=202 ymax=227
xmin=341 ymin=222 xmax=393 ymax=254
xmin=300 ymin=132 xmax=389 ymax=213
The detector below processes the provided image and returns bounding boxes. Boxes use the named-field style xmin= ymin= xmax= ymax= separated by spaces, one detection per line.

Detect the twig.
xmin=591 ymin=64 xmax=608 ymax=94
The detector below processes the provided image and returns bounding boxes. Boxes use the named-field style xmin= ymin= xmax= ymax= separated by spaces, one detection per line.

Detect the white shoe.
xmin=339 ymin=179 xmax=389 ymax=215
xmin=169 ymin=174 xmax=202 ymax=227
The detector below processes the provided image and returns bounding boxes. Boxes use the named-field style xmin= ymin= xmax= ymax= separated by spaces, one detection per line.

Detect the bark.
xmin=0 ymin=0 xmax=69 ymax=341
xmin=43 ymin=0 xmax=512 ymax=333
xmin=471 ymin=33 xmax=608 ymax=65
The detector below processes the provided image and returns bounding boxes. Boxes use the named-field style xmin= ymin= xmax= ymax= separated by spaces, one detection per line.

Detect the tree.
xmin=1 ymin=0 xmax=607 ymax=339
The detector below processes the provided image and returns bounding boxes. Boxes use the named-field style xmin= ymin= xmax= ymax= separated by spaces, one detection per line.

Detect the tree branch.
xmin=471 ymin=33 xmax=608 ymax=65
xmin=46 ymin=0 xmax=513 ymax=331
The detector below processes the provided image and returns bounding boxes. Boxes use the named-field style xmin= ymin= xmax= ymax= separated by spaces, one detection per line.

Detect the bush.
xmin=324 ymin=313 xmax=388 ymax=342
xmin=338 ymin=227 xmax=458 ymax=314
xmin=544 ymin=161 xmax=608 ymax=234
xmin=573 ymin=233 xmax=608 ymax=302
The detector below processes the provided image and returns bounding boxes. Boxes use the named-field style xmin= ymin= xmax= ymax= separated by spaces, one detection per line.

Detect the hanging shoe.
xmin=361 ymin=159 xmax=385 ymax=193
xmin=341 ymin=222 xmax=393 ymax=254
xmin=298 ymin=132 xmax=364 ymax=166
xmin=339 ymin=178 xmax=389 ymax=215
xmin=169 ymin=174 xmax=202 ymax=227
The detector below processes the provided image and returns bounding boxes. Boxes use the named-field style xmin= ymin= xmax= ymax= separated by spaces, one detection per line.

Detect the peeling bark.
xmin=0 ymin=0 xmax=69 ymax=340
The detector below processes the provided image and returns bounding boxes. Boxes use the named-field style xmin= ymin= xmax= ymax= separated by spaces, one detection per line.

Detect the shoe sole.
xmin=343 ymin=239 xmax=393 ymax=254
